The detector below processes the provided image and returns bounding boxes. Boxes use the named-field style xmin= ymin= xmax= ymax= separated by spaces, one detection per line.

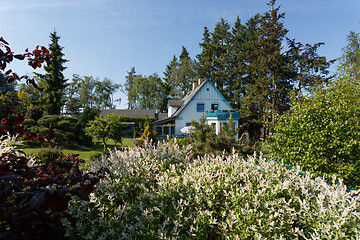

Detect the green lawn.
xmin=20 ymin=138 xmax=135 ymax=161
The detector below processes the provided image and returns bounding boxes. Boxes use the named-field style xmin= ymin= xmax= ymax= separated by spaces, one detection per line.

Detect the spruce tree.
xmin=197 ymin=27 xmax=212 ymax=79
xmin=178 ymin=46 xmax=196 ymax=96
xmin=161 ymin=55 xmax=178 ymax=111
xmin=41 ymin=31 xmax=68 ymax=115
xmin=286 ymin=39 xmax=333 ymax=97
xmin=197 ymin=19 xmax=232 ymax=97
xmin=230 ymin=15 xmax=260 ymax=110
xmin=244 ymin=0 xmax=291 ymax=125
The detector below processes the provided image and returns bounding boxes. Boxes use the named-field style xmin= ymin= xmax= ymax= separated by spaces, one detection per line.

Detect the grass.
xmin=20 ymin=138 xmax=135 ymax=161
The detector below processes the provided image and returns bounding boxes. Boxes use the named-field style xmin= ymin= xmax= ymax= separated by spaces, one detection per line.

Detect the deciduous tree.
xmin=338 ymin=31 xmax=360 ymax=79
xmin=85 ymin=114 xmax=123 ymax=151
xmin=267 ymin=78 xmax=360 ymax=188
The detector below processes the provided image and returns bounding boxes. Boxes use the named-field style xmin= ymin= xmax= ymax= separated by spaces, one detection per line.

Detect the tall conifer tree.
xmin=245 ymin=0 xmax=291 ymax=125
xmin=41 ymin=31 xmax=68 ymax=115
xmin=178 ymin=46 xmax=197 ymax=96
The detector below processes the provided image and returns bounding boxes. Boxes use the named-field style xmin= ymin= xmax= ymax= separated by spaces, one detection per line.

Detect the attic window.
xmin=197 ymin=103 xmax=204 ymax=112
xmin=207 ymin=88 xmax=209 ymax=91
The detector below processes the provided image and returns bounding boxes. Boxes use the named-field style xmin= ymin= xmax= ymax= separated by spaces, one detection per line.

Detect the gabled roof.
xmin=100 ymin=109 xmax=156 ymax=119
xmin=172 ymin=78 xmax=232 ymax=117
xmin=168 ymin=100 xmax=183 ymax=107
xmin=152 ymin=78 xmax=232 ymax=125
xmin=170 ymin=79 xmax=208 ymax=117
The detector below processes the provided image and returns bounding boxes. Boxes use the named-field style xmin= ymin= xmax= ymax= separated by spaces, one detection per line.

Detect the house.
xmin=151 ymin=78 xmax=240 ymax=138
xmin=100 ymin=109 xmax=156 ymax=119
xmin=100 ymin=109 xmax=156 ymax=137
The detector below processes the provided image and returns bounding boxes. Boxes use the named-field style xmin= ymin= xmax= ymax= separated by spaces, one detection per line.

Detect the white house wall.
xmin=168 ymin=105 xmax=178 ymax=117
xmin=174 ymin=81 xmax=232 ymax=135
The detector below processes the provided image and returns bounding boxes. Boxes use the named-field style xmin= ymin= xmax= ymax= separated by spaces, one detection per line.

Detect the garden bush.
xmin=267 ymin=79 xmax=360 ymax=188
xmin=23 ymin=115 xmax=78 ymax=146
xmin=0 ymin=134 xmax=107 ymax=240
xmin=65 ymin=141 xmax=360 ymax=239
xmin=36 ymin=147 xmax=63 ymax=164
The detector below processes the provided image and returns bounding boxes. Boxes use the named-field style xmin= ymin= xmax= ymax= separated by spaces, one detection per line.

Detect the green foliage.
xmin=75 ymin=106 xmax=100 ymax=147
xmin=169 ymin=137 xmax=191 ymax=148
xmin=24 ymin=107 xmax=43 ymax=121
xmin=36 ymin=147 xmax=63 ymax=164
xmin=286 ymin=39 xmax=334 ymax=97
xmin=66 ymin=141 xmax=360 ymax=239
xmin=39 ymin=31 xmax=68 ymax=115
xmin=189 ymin=115 xmax=254 ymax=157
xmin=0 ymin=72 xmax=20 ymax=114
xmin=85 ymin=114 xmax=123 ymax=151
xmin=267 ymin=78 xmax=360 ymax=188
xmin=17 ymin=76 xmax=45 ymax=113
xmin=338 ymin=31 xmax=360 ymax=80
xmin=23 ymin=115 xmax=77 ymax=146
xmin=163 ymin=47 xmax=197 ymax=102
xmin=140 ymin=124 xmax=156 ymax=142
xmin=196 ymin=1 xmax=332 ymax=136
xmin=65 ymin=75 xmax=120 ymax=116
xmin=122 ymin=67 xmax=165 ymax=110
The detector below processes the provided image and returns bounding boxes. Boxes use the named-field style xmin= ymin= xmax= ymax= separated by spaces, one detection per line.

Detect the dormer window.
xmin=197 ymin=103 xmax=204 ymax=112
xmin=211 ymin=104 xmax=218 ymax=111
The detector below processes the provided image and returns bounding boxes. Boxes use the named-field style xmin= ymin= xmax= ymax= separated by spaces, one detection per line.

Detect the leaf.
xmin=14 ymin=54 xmax=25 ymax=60
xmin=0 ymin=37 xmax=9 ymax=45
xmin=69 ymin=176 xmax=82 ymax=186
xmin=7 ymin=76 xmax=15 ymax=82
xmin=0 ymin=163 xmax=10 ymax=172
xmin=50 ymin=194 xmax=70 ymax=212
xmin=5 ymin=46 xmax=11 ymax=54
xmin=28 ymin=192 xmax=46 ymax=208
xmin=76 ymin=191 xmax=90 ymax=201
xmin=41 ymin=46 xmax=49 ymax=54
xmin=0 ymin=182 xmax=11 ymax=203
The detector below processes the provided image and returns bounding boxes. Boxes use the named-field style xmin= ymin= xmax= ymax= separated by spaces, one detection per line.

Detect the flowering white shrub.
xmin=0 ymin=133 xmax=18 ymax=154
xmin=65 ymin=141 xmax=360 ymax=239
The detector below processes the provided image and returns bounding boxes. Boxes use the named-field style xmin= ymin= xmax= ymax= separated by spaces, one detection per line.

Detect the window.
xmin=211 ymin=123 xmax=216 ymax=129
xmin=211 ymin=104 xmax=218 ymax=111
xmin=197 ymin=103 xmax=204 ymax=112
xmin=186 ymin=122 xmax=191 ymax=126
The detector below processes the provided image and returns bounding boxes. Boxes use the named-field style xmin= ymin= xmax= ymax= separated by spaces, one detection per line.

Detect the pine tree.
xmin=230 ymin=15 xmax=260 ymax=110
xmin=244 ymin=0 xmax=291 ymax=125
xmin=197 ymin=27 xmax=212 ymax=79
xmin=178 ymin=46 xmax=197 ymax=97
xmin=197 ymin=19 xmax=232 ymax=98
xmin=40 ymin=31 xmax=68 ymax=115
xmin=286 ymin=39 xmax=333 ymax=97
xmin=161 ymin=55 xmax=178 ymax=111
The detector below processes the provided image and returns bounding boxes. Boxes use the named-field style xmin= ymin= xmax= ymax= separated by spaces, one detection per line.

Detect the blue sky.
xmin=1 ymin=0 xmax=360 ymax=108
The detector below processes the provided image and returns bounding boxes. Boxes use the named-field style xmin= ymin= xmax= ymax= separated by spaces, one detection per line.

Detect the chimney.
xmin=192 ymin=81 xmax=197 ymax=90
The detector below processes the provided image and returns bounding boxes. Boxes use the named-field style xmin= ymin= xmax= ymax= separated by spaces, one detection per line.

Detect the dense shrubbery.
xmin=85 ymin=114 xmax=123 ymax=151
xmin=23 ymin=115 xmax=78 ymax=146
xmin=65 ymin=141 xmax=360 ymax=239
xmin=267 ymin=79 xmax=360 ymax=188
xmin=36 ymin=147 xmax=63 ymax=164
xmin=188 ymin=115 xmax=260 ymax=157
xmin=0 ymin=134 xmax=107 ymax=240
